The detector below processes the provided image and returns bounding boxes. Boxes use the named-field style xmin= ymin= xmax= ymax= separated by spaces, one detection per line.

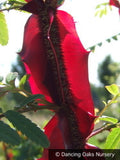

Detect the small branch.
xmin=86 ymin=123 xmax=120 ymax=141
xmin=0 ymin=103 xmax=59 ymax=119
xmin=16 ymin=103 xmax=59 ymax=113
xmin=0 ymin=6 xmax=21 ymax=12
xmin=0 ymin=1 xmax=26 ymax=12
xmin=17 ymin=88 xmax=32 ymax=97
xmin=94 ymin=94 xmax=119 ymax=123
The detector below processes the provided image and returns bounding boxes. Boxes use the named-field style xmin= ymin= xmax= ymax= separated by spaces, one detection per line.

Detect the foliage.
xmin=12 ymin=139 xmax=43 ymax=160
xmin=0 ymin=0 xmax=120 ymax=159
xmin=105 ymin=127 xmax=120 ymax=149
xmin=88 ymin=33 xmax=120 ymax=52
xmin=0 ymin=0 xmax=26 ymax=46
xmin=91 ymin=56 xmax=120 ymax=107
xmin=0 ymin=72 xmax=54 ymax=159
xmin=0 ymin=12 xmax=8 ymax=45
xmin=88 ymin=2 xmax=120 ymax=52
xmin=5 ymin=110 xmax=49 ymax=148
xmin=0 ymin=121 xmax=20 ymax=145
xmin=95 ymin=2 xmax=112 ymax=17
xmin=0 ymin=73 xmax=55 ymax=148
xmin=96 ymin=55 xmax=120 ymax=101
xmin=98 ymin=55 xmax=120 ymax=86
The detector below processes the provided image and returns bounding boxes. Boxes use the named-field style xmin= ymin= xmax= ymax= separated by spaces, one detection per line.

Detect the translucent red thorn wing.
xmin=53 ymin=10 xmax=94 ymax=147
xmin=44 ymin=116 xmax=64 ymax=149
xmin=19 ymin=15 xmax=52 ymax=102
xmin=57 ymin=11 xmax=94 ymax=114
xmin=37 ymin=116 xmax=64 ymax=160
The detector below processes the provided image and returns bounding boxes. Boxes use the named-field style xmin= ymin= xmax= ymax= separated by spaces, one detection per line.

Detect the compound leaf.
xmin=0 ymin=121 xmax=20 ymax=145
xmin=5 ymin=110 xmax=50 ymax=148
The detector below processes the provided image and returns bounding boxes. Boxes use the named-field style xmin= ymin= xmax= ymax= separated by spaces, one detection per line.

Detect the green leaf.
xmin=6 ymin=72 xmax=18 ymax=85
xmin=16 ymin=0 xmax=26 ymax=2
xmin=106 ymin=38 xmax=111 ymax=43
xmin=105 ymin=84 xmax=119 ymax=95
xmin=19 ymin=94 xmax=44 ymax=107
xmin=5 ymin=110 xmax=50 ymax=148
xmin=8 ymin=0 xmax=25 ymax=2
xmin=0 ymin=121 xmax=20 ymax=145
xmin=97 ymin=42 xmax=102 ymax=47
xmin=102 ymin=100 xmax=107 ymax=105
xmin=112 ymin=35 xmax=118 ymax=40
xmin=110 ymin=100 xmax=118 ymax=104
xmin=100 ymin=10 xmax=104 ymax=18
xmin=0 ymin=76 xmax=3 ymax=82
xmin=89 ymin=46 xmax=95 ymax=52
xmin=19 ymin=74 xmax=30 ymax=89
xmin=104 ymin=6 xmax=107 ymax=15
xmin=57 ymin=0 xmax=65 ymax=7
xmin=0 ymin=12 xmax=9 ymax=46
xmin=105 ymin=128 xmax=120 ymax=149
xmin=0 ymin=108 xmax=3 ymax=113
xmin=95 ymin=4 xmax=101 ymax=9
xmin=99 ymin=116 xmax=118 ymax=124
